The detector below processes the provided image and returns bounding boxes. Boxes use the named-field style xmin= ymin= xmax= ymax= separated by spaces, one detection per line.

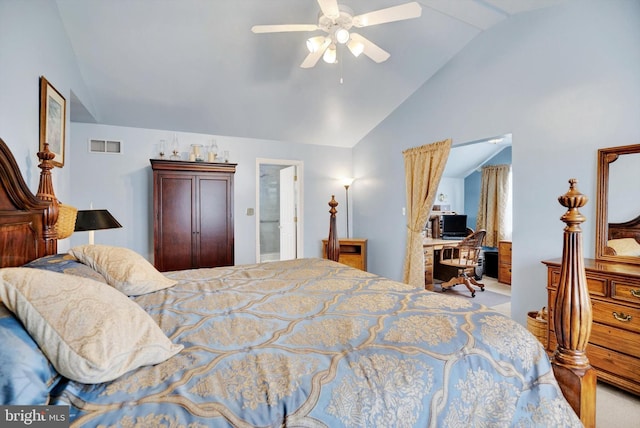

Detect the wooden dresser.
xmin=498 ymin=240 xmax=512 ymax=284
xmin=151 ymin=159 xmax=236 ymax=272
xmin=543 ymin=258 xmax=640 ymax=395
xmin=322 ymin=238 xmax=367 ymax=271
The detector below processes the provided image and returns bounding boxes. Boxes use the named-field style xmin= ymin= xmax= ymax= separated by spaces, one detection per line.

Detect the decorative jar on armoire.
xmin=150 ymin=159 xmax=236 ymax=272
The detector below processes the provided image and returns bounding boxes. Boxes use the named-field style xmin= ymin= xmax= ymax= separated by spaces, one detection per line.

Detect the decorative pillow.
xmin=0 ymin=303 xmax=61 ymax=404
xmin=23 ymin=253 xmax=107 ymax=284
xmin=68 ymin=245 xmax=176 ymax=296
xmin=0 ymin=268 xmax=183 ymax=384
xmin=607 ymin=238 xmax=640 ymax=257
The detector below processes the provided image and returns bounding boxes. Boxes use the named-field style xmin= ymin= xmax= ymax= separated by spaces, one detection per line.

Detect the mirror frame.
xmin=595 ymin=143 xmax=640 ymax=265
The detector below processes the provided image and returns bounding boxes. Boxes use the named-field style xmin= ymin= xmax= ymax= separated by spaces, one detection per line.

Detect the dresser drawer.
xmin=587 ymin=343 xmax=640 ymax=393
xmin=612 ymin=280 xmax=640 ymax=306
xmin=592 ymin=299 xmax=640 ymax=334
xmin=590 ymin=321 xmax=640 ymax=357
xmin=498 ymin=266 xmax=511 ymax=281
xmin=498 ymin=241 xmax=511 ymax=263
xmin=548 ymin=269 xmax=607 ymax=297
xmin=548 ymin=321 xmax=640 ymax=357
xmin=424 ymin=247 xmax=434 ymax=267
xmin=548 ymin=328 xmax=640 ymax=391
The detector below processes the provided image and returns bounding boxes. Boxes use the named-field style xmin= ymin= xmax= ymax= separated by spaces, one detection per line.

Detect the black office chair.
xmin=439 ymin=230 xmax=486 ymax=297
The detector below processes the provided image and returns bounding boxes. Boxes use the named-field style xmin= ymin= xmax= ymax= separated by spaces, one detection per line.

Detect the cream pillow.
xmin=607 ymin=238 xmax=640 ymax=257
xmin=0 ymin=268 xmax=183 ymax=384
xmin=69 ymin=245 xmax=177 ymax=296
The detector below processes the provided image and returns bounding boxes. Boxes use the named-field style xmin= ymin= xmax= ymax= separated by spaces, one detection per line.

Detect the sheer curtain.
xmin=476 ymin=164 xmax=511 ymax=248
xmin=402 ymin=139 xmax=452 ymax=287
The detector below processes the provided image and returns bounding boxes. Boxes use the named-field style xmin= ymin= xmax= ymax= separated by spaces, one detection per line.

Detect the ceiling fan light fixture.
xmin=323 ymin=44 xmax=337 ymax=64
xmin=347 ymin=39 xmax=364 ymax=57
xmin=253 ymin=1 xmax=422 ymax=69
xmin=335 ymin=28 xmax=350 ymax=44
xmin=306 ymin=36 xmax=326 ymax=53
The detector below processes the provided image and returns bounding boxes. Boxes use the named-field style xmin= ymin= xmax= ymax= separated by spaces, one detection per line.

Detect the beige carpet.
xmin=432 ymin=281 xmax=510 ymax=307
xmin=480 ymin=276 xmax=640 ymax=427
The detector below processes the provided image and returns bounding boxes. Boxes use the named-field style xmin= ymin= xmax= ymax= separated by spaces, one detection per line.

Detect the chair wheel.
xmin=480 ymin=287 xmax=485 ymax=292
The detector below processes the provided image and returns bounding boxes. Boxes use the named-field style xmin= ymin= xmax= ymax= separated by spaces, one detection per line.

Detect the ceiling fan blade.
xmin=317 ymin=0 xmax=340 ymax=19
xmin=352 ymin=2 xmax=422 ymax=27
xmin=251 ymin=24 xmax=318 ymax=33
xmin=300 ymin=38 xmax=331 ymax=68
xmin=349 ymin=33 xmax=390 ymax=63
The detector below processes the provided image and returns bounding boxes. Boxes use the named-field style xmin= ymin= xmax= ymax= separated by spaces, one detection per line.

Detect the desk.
xmin=423 ymin=238 xmax=462 ymax=290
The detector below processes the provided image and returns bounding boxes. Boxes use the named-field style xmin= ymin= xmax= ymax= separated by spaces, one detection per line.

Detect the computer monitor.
xmin=441 ymin=214 xmax=467 ymax=238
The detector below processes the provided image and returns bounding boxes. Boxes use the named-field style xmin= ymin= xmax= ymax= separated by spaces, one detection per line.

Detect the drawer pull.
xmin=631 ymin=289 xmax=640 ymax=298
xmin=612 ymin=312 xmax=632 ymax=322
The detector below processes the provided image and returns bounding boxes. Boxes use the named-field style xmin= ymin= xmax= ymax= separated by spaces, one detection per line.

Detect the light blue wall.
xmin=67 ymin=123 xmax=352 ymax=264
xmin=0 ymin=0 xmax=95 ymax=201
xmin=353 ymin=0 xmax=640 ymax=324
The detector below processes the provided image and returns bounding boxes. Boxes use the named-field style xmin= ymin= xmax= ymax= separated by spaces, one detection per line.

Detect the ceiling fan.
xmin=251 ymin=0 xmax=422 ymax=68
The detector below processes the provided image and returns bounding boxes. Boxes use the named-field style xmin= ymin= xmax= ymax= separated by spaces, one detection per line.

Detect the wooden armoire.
xmin=150 ymin=159 xmax=236 ymax=272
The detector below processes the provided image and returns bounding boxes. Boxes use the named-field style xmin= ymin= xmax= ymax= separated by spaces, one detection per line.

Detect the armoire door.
xmin=197 ymin=174 xmax=234 ymax=267
xmin=155 ymin=173 xmax=195 ymax=271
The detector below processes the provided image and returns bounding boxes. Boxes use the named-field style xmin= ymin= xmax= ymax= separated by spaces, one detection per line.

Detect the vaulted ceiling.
xmin=57 ymin=0 xmax=563 ymax=148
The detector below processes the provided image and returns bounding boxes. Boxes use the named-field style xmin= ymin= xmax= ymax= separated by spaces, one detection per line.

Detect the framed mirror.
xmin=595 ymin=144 xmax=640 ymax=265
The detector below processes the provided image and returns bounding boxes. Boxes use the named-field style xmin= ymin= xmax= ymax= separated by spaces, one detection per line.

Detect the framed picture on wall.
xmin=39 ymin=76 xmax=66 ymax=167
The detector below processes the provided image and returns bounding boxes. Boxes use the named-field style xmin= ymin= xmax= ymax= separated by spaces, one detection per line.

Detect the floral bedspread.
xmin=52 ymin=258 xmax=580 ymax=427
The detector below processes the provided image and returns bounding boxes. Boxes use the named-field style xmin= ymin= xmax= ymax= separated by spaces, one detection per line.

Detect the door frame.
xmin=255 ymin=158 xmax=304 ymax=262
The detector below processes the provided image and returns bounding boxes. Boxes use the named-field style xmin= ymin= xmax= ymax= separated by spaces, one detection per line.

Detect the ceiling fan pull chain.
xmin=340 ymin=48 xmax=344 ymax=84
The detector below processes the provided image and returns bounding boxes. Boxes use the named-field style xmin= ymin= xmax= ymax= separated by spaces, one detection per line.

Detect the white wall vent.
xmin=89 ymin=139 xmax=122 ymax=154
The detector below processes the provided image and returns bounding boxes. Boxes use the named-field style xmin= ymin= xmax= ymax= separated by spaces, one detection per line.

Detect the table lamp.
xmin=74 ymin=209 xmax=122 ymax=244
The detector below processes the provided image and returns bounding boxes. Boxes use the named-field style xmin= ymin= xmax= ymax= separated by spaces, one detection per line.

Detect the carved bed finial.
xmin=553 ymin=178 xmax=596 ymax=427
xmin=36 ymin=142 xmax=59 ymax=254
xmin=326 ymin=195 xmax=340 ymax=262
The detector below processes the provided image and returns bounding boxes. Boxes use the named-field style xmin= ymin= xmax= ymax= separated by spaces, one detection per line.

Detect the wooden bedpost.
xmin=326 ymin=195 xmax=340 ymax=262
xmin=36 ymin=143 xmax=59 ymax=256
xmin=553 ymin=179 xmax=596 ymax=427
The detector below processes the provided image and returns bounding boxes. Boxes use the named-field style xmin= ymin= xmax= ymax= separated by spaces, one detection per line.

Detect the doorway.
xmin=256 ymin=159 xmax=304 ymax=262
xmin=434 ymin=134 xmax=512 ymax=303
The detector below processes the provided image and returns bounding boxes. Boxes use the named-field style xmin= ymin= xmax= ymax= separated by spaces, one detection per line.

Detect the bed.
xmin=605 ymin=214 xmax=640 ymax=256
xmin=0 ymin=138 xmax=582 ymax=427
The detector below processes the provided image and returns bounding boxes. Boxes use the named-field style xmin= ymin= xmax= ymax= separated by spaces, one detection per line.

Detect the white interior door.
xmin=279 ymin=165 xmax=296 ymax=260
xmin=256 ymin=159 xmax=304 ymax=263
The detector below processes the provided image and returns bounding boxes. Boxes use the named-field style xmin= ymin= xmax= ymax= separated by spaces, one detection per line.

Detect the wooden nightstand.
xmin=498 ymin=240 xmax=512 ymax=284
xmin=322 ymin=238 xmax=367 ymax=271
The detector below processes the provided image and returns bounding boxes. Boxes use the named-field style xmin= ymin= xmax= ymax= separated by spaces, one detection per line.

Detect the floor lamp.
xmin=74 ymin=209 xmax=122 ymax=244
xmin=342 ymin=178 xmax=354 ymax=238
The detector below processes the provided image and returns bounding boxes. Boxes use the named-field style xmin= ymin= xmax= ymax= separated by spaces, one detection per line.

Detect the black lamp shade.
xmin=74 ymin=210 xmax=122 ymax=232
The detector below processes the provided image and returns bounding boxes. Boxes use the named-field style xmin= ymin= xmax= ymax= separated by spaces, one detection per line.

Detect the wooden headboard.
xmin=606 ymin=214 xmax=640 ymax=254
xmin=0 ymin=138 xmax=58 ymax=267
